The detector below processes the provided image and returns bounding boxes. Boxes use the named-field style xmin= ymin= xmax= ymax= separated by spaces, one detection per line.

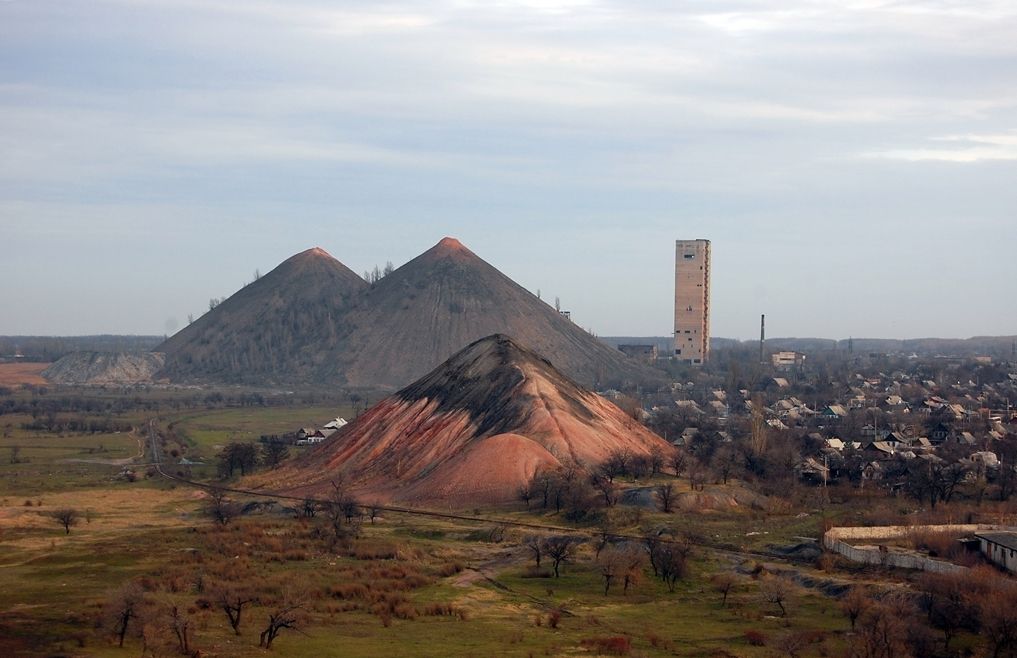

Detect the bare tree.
xmin=205 ymin=490 xmax=238 ymax=526
xmin=591 ymin=473 xmax=618 ymax=507
xmin=760 ymin=577 xmax=793 ymax=617
xmin=712 ymin=573 xmax=737 ymax=607
xmin=655 ymin=482 xmax=676 ymax=513
xmin=840 ymin=586 xmax=871 ymax=631
xmin=523 ymin=534 xmax=543 ymax=568
xmin=979 ymin=583 xmax=1017 ymax=658
xmin=541 ymin=536 xmax=580 ymax=578
xmin=9 ymin=444 xmax=20 ymax=464
xmin=216 ymin=585 xmax=257 ymax=635
xmin=658 ymin=543 xmax=690 ymax=593
xmin=597 ymin=543 xmax=645 ymax=595
xmin=517 ymin=485 xmax=533 ymax=510
xmin=669 ymin=448 xmax=688 ymax=479
xmin=749 ymin=397 xmax=768 ymax=457
xmin=259 ymin=603 xmax=302 ymax=650
xmin=50 ymin=508 xmax=80 ymax=534
xmin=649 ymin=447 xmax=665 ymax=476
xmin=103 ymin=582 xmax=145 ymax=647
xmin=164 ymin=603 xmax=194 ymax=655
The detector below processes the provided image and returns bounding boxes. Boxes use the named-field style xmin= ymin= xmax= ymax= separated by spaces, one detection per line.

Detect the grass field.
xmin=1 ymin=480 xmax=856 ymax=657
xmin=0 ymin=397 xmax=917 ymax=657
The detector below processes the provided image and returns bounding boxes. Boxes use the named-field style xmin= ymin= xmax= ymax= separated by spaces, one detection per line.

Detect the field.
xmin=0 ymin=390 xmax=970 ymax=657
xmin=0 ymin=362 xmax=50 ymax=386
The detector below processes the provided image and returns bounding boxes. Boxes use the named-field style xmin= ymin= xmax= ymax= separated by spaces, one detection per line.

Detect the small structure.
xmin=975 ymin=532 xmax=1017 ymax=573
xmin=771 ymin=351 xmax=806 ymax=370
xmin=618 ymin=344 xmax=658 ymax=361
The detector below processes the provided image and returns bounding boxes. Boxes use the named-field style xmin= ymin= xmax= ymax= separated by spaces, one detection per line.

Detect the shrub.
xmin=744 ymin=629 xmax=767 ymax=646
xmin=579 ymin=636 xmax=631 ymax=656
xmin=548 ymin=609 xmax=562 ymax=629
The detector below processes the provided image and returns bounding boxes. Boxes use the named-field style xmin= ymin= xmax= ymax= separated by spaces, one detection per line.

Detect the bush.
xmin=548 ymin=609 xmax=562 ymax=629
xmin=744 ymin=629 xmax=767 ymax=646
xmin=579 ymin=636 xmax=631 ymax=656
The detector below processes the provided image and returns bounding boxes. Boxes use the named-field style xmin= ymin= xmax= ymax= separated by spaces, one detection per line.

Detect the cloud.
xmin=864 ymin=132 xmax=1017 ymax=162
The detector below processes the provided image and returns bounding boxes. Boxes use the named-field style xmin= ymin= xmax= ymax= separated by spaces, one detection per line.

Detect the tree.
xmin=598 ymin=544 xmax=645 ymax=595
xmin=670 ymin=448 xmax=688 ymax=479
xmin=216 ymin=585 xmax=257 ymax=635
xmin=383 ymin=261 xmax=394 ymax=276
xmin=9 ymin=444 xmax=20 ymax=464
xmin=760 ymin=577 xmax=793 ymax=617
xmin=523 ymin=534 xmax=543 ymax=568
xmin=657 ymin=542 xmax=690 ymax=592
xmin=262 ymin=440 xmax=290 ymax=467
xmin=322 ymin=477 xmax=360 ymax=550
xmin=979 ymin=583 xmax=1017 ymax=658
xmin=217 ymin=442 xmax=259 ymax=479
xmin=162 ymin=602 xmax=195 ymax=655
xmin=591 ymin=473 xmax=618 ymax=507
xmin=840 ymin=586 xmax=871 ymax=631
xmin=205 ymin=490 xmax=239 ymax=526
xmin=655 ymin=482 xmax=675 ymax=513
xmin=50 ymin=508 xmax=79 ymax=534
xmin=517 ymin=485 xmax=533 ymax=510
xmin=104 ymin=582 xmax=145 ymax=647
xmin=649 ymin=447 xmax=665 ymax=476
xmin=749 ymin=397 xmax=768 ymax=457
xmin=542 ymin=536 xmax=580 ymax=578
xmin=259 ymin=603 xmax=302 ymax=649
xmin=712 ymin=573 xmax=737 ymax=607
xmin=850 ymin=596 xmax=914 ymax=658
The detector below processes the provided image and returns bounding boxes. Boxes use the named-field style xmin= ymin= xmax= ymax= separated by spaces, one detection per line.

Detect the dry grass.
xmin=0 ymin=362 xmax=49 ymax=386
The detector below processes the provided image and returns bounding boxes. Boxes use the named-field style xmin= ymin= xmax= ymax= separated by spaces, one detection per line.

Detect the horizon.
xmin=2 ymin=2 xmax=1015 ymax=339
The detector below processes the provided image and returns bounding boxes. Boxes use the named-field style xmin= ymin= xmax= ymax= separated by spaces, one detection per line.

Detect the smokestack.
xmin=760 ymin=314 xmax=766 ymax=365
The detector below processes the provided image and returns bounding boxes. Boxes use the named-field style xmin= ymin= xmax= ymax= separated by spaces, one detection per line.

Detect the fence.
xmin=823 ymin=524 xmax=1017 ymax=574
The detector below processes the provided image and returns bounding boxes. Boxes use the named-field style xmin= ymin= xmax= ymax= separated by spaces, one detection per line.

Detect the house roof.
xmin=976 ymin=532 xmax=1017 ymax=552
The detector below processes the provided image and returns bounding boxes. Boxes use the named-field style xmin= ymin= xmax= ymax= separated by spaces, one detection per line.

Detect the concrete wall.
xmin=823 ymin=524 xmax=1017 ymax=575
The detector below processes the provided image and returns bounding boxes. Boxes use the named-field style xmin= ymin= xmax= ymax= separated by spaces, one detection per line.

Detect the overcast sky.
xmin=2 ymin=0 xmax=1015 ymax=340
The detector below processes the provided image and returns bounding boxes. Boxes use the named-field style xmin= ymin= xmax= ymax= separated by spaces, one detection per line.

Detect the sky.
xmin=1 ymin=0 xmax=1015 ymax=340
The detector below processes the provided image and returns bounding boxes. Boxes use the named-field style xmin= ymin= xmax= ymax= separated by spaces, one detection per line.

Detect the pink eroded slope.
xmin=258 ymin=335 xmax=670 ymax=505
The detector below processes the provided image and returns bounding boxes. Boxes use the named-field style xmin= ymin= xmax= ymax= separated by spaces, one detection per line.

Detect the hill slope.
xmin=157 ymin=247 xmax=367 ymax=384
xmin=332 ymin=237 xmax=657 ymax=389
xmin=258 ymin=335 xmax=671 ymax=505
xmin=42 ymin=351 xmax=165 ymax=385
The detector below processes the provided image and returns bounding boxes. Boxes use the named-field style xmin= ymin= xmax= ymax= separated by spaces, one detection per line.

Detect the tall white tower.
xmin=674 ymin=239 xmax=711 ymax=364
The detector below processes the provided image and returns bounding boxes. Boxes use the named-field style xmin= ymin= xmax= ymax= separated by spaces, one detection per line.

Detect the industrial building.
xmin=674 ymin=239 xmax=711 ymax=364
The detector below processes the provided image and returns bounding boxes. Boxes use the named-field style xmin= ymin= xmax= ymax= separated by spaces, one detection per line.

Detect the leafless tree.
xmin=597 ymin=543 xmax=646 ymax=595
xmin=216 ymin=585 xmax=257 ymax=635
xmin=8 ymin=444 xmax=20 ymax=464
xmin=670 ymin=448 xmax=688 ymax=479
xmin=655 ymin=482 xmax=675 ymax=513
xmin=761 ymin=577 xmax=794 ymax=617
xmin=591 ymin=473 xmax=618 ymax=507
xmin=979 ymin=583 xmax=1017 ymax=658
xmin=649 ymin=447 xmax=665 ymax=476
xmin=50 ymin=508 xmax=79 ymax=534
xmin=259 ymin=603 xmax=303 ymax=649
xmin=205 ymin=490 xmax=238 ymax=526
xmin=517 ymin=485 xmax=533 ymax=510
xmin=103 ymin=582 xmax=145 ymax=647
xmin=712 ymin=573 xmax=737 ymax=607
xmin=164 ymin=603 xmax=194 ymax=655
xmin=840 ymin=586 xmax=871 ymax=631
xmin=541 ymin=536 xmax=580 ymax=578
xmin=749 ymin=398 xmax=768 ymax=457
xmin=523 ymin=534 xmax=543 ymax=568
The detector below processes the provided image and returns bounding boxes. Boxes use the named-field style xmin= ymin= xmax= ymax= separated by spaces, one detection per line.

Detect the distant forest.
xmin=0 ymin=335 xmax=164 ymax=362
